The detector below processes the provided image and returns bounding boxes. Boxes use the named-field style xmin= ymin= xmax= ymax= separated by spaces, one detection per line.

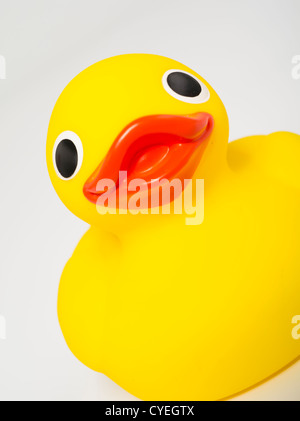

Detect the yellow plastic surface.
xmin=46 ymin=54 xmax=300 ymax=400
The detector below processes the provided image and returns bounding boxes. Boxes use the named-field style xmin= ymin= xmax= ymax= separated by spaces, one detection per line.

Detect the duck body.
xmin=58 ymin=132 xmax=300 ymax=400
xmin=47 ymin=54 xmax=300 ymax=400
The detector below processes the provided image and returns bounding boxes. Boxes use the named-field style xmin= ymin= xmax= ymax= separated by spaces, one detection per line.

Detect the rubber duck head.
xmin=46 ymin=54 xmax=229 ymax=229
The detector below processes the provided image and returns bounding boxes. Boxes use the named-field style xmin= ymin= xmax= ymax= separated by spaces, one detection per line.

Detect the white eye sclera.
xmin=162 ymin=69 xmax=210 ymax=104
xmin=53 ymin=131 xmax=83 ymax=180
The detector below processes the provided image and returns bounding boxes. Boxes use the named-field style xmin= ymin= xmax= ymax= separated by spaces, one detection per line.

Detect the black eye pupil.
xmin=55 ymin=139 xmax=78 ymax=178
xmin=167 ymin=72 xmax=201 ymax=97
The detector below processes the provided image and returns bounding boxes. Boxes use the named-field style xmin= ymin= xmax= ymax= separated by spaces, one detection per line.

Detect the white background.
xmin=0 ymin=0 xmax=300 ymax=400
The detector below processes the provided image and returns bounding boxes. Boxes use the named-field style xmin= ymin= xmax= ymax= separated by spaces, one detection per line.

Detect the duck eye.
xmin=53 ymin=131 xmax=83 ymax=180
xmin=162 ymin=69 xmax=210 ymax=104
xmin=56 ymin=139 xmax=78 ymax=178
xmin=167 ymin=72 xmax=201 ymax=97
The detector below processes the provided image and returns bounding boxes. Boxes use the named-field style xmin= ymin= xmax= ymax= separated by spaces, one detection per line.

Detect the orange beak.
xmin=83 ymin=112 xmax=213 ymax=205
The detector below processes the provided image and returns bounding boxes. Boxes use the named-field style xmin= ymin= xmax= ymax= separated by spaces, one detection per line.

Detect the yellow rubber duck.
xmin=46 ymin=54 xmax=300 ymax=400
